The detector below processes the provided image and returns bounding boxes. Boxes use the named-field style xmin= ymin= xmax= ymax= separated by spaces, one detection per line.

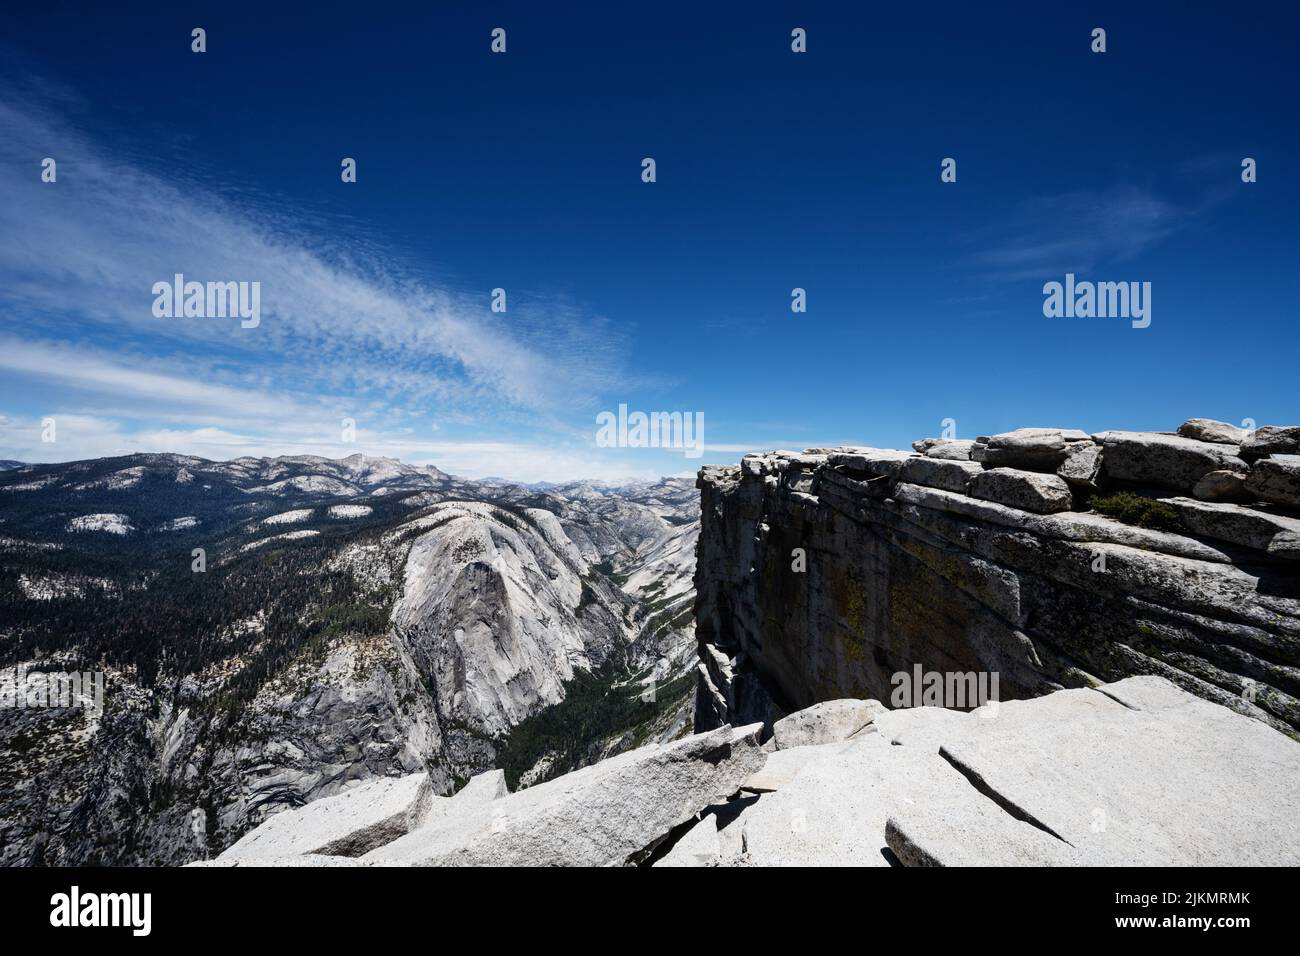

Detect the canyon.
xmin=0 ymin=453 xmax=697 ymax=864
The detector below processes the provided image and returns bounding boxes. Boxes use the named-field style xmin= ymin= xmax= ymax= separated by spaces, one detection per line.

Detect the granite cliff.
xmin=694 ymin=419 xmax=1300 ymax=737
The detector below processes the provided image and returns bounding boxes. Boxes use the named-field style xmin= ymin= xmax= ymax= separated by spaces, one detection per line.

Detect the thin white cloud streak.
xmin=966 ymin=185 xmax=1187 ymax=280
xmin=0 ymin=86 xmax=627 ymax=437
xmin=0 ymin=338 xmax=332 ymax=428
xmin=0 ymin=333 xmax=815 ymax=473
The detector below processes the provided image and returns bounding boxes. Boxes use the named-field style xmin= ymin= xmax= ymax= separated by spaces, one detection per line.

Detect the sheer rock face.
xmin=694 ymin=422 xmax=1300 ymax=739
xmin=392 ymin=501 xmax=623 ymax=744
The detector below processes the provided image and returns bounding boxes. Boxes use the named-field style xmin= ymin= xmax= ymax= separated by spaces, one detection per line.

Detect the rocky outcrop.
xmin=695 ymin=419 xmax=1300 ymax=739
xmin=199 ymin=676 xmax=1300 ymax=866
xmin=1246 ymin=457 xmax=1300 ymax=509
xmin=1178 ymin=419 xmax=1248 ymax=445
xmin=912 ymin=438 xmax=975 ymax=461
xmin=1165 ymin=497 xmax=1300 ymax=559
xmin=770 ymin=698 xmax=883 ymax=750
xmin=1192 ymin=469 xmax=1252 ymax=502
xmin=971 ymin=428 xmax=1090 ymax=470
xmin=205 ymin=722 xmax=765 ymax=867
xmin=1092 ymin=431 xmax=1249 ymax=492
xmin=723 ymin=676 xmax=1299 ymax=866
xmin=740 ymin=741 xmax=851 ymax=793
xmin=880 ymin=676 xmax=1300 ymax=866
xmin=217 ymin=773 xmax=434 ymax=861
xmin=968 ymin=468 xmax=1073 ymax=514
xmin=1240 ymin=426 xmax=1300 ymax=461
xmin=367 ymin=723 xmax=762 ymax=866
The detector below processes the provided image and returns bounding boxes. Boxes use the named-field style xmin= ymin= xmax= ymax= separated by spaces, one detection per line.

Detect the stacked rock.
xmin=738 ymin=418 xmax=1300 ymax=559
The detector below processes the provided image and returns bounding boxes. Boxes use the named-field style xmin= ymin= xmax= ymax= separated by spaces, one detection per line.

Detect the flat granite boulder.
xmin=872 ymin=704 xmax=979 ymax=748
xmin=885 ymin=677 xmax=1300 ymax=866
xmin=730 ymin=677 xmax=1300 ymax=867
xmin=1245 ymin=456 xmax=1300 ymax=509
xmin=217 ymin=773 xmax=435 ymax=862
xmin=893 ymin=482 xmax=1234 ymax=563
xmin=827 ymin=448 xmax=914 ymax=480
xmin=1162 ymin=496 xmax=1300 ymax=558
xmin=1177 ymin=418 xmax=1248 ymax=445
xmin=737 ymin=734 xmax=976 ymax=866
xmin=968 ymin=468 xmax=1073 ymax=514
xmin=912 ymin=438 xmax=976 ymax=461
xmin=897 ymin=457 xmax=982 ymax=494
xmin=983 ymin=427 xmax=1089 ymax=445
xmin=1093 ymin=431 xmax=1248 ymax=492
xmin=189 ymin=854 xmax=375 ymax=868
xmin=772 ymin=698 xmax=884 ymax=750
xmin=971 ymin=428 xmax=1088 ymax=471
xmin=742 ymin=741 xmax=854 ymax=793
xmin=451 ymin=768 xmax=509 ymax=805
xmin=885 ymin=796 xmax=1081 ymax=867
xmin=1192 ymin=469 xmax=1253 ymax=503
xmin=364 ymin=723 xmax=765 ymax=866
xmin=1055 ymin=441 xmax=1104 ymax=495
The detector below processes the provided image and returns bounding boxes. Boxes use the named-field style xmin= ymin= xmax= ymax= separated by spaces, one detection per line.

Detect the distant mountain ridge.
xmin=0 ymin=450 xmax=700 ymax=865
xmin=4 ymin=451 xmax=674 ymax=492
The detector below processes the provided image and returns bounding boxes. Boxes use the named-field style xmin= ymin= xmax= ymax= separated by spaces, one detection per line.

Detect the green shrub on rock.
xmin=1089 ymin=492 xmax=1185 ymax=533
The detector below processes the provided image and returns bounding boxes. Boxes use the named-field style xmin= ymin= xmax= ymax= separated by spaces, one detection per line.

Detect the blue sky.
xmin=1 ymin=2 xmax=1296 ymax=480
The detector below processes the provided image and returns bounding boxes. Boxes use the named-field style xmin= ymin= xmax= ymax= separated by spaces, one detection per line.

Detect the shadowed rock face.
xmin=694 ymin=421 xmax=1300 ymax=738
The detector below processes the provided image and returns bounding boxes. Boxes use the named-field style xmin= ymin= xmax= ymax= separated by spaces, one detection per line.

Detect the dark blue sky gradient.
xmin=2 ymin=2 xmax=1297 ymax=475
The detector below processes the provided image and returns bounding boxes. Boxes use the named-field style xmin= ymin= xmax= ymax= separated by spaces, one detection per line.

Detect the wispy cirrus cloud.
xmin=966 ymin=185 xmax=1186 ymax=280
xmin=0 ymin=338 xmax=331 ymax=428
xmin=961 ymin=162 xmax=1244 ymax=283
xmin=0 ymin=78 xmax=631 ymax=475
